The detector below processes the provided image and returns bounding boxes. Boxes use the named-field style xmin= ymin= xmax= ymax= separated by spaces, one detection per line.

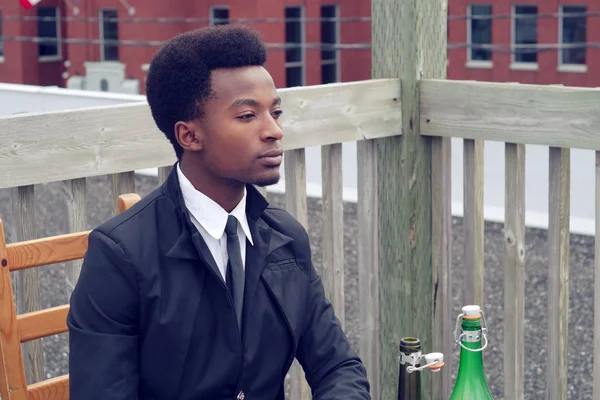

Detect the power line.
xmin=448 ymin=42 xmax=597 ymax=55
xmin=1 ymin=15 xmax=372 ymax=24
xmin=3 ymin=10 xmax=600 ymax=24
xmin=448 ymin=10 xmax=600 ymax=21
xmin=0 ymin=35 xmax=372 ymax=50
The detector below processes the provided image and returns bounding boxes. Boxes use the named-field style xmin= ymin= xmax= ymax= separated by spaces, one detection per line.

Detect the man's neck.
xmin=179 ymin=156 xmax=245 ymax=213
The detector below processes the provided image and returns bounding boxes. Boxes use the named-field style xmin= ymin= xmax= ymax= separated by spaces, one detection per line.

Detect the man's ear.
xmin=174 ymin=120 xmax=204 ymax=153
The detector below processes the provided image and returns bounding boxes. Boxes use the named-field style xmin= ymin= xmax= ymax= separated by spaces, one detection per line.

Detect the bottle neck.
xmin=455 ymin=318 xmax=487 ymax=382
xmin=397 ymin=338 xmax=422 ymax=400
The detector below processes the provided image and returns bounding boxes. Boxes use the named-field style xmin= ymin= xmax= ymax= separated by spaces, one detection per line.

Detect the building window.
xmin=285 ymin=6 xmax=304 ymax=87
xmin=38 ymin=7 xmax=60 ymax=61
xmin=320 ymin=5 xmax=338 ymax=83
xmin=467 ymin=4 xmax=492 ymax=65
xmin=100 ymin=9 xmax=119 ymax=61
xmin=560 ymin=5 xmax=586 ymax=68
xmin=0 ymin=9 xmax=4 ymax=61
xmin=210 ymin=7 xmax=229 ymax=26
xmin=512 ymin=5 xmax=538 ymax=65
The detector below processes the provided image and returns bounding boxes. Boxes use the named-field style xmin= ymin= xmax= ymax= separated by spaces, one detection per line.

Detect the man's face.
xmin=193 ymin=66 xmax=284 ymax=187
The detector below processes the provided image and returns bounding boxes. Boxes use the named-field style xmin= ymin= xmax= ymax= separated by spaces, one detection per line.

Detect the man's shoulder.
xmin=261 ymin=205 xmax=310 ymax=247
xmin=93 ymin=185 xmax=173 ymax=242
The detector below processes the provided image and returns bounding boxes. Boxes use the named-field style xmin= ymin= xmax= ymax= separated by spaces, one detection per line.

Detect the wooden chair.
xmin=0 ymin=193 xmax=141 ymax=400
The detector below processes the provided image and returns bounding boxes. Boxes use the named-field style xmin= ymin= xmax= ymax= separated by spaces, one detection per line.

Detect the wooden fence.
xmin=1 ymin=0 xmax=600 ymax=399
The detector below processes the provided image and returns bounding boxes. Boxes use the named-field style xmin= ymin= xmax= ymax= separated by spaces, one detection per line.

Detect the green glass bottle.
xmin=397 ymin=337 xmax=422 ymax=400
xmin=449 ymin=305 xmax=494 ymax=400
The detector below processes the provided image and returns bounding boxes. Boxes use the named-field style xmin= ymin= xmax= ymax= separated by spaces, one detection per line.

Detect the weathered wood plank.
xmin=463 ymin=139 xmax=484 ymax=307
xmin=431 ymin=136 xmax=452 ymax=399
xmin=595 ymin=151 xmax=600 ymax=400
xmin=158 ymin=166 xmax=173 ymax=185
xmin=504 ymin=143 xmax=526 ymax=400
xmin=283 ymin=148 xmax=310 ymax=400
xmin=0 ymin=80 xmax=401 ymax=189
xmin=421 ymin=79 xmax=600 ymax=150
xmin=62 ymin=178 xmax=87 ymax=298
xmin=321 ymin=144 xmax=344 ymax=326
xmin=547 ymin=147 xmax=570 ymax=400
xmin=0 ymin=219 xmax=29 ymax=400
xmin=357 ymin=139 xmax=380 ymax=400
xmin=110 ymin=172 xmax=136 ymax=216
xmin=373 ymin=0 xmax=447 ymax=398
xmin=11 ymin=186 xmax=45 ymax=384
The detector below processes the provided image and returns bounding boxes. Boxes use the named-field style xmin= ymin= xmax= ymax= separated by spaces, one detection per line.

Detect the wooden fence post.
xmin=372 ymin=0 xmax=448 ymax=399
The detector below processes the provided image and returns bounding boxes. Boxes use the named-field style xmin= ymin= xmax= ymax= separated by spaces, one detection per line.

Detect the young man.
xmin=67 ymin=24 xmax=371 ymax=399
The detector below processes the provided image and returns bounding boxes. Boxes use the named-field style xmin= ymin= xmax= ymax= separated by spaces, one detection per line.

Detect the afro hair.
xmin=145 ymin=24 xmax=268 ymax=159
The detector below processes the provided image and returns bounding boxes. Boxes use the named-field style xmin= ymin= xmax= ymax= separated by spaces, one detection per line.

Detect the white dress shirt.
xmin=177 ymin=164 xmax=254 ymax=281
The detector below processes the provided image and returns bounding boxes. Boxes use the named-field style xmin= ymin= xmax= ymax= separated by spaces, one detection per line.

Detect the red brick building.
xmin=2 ymin=0 xmax=598 ymax=91
xmin=0 ymin=0 xmax=372 ymax=92
xmin=447 ymin=0 xmax=600 ymax=87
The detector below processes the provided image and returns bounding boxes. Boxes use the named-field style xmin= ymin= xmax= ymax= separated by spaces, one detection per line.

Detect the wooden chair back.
xmin=0 ymin=193 xmax=141 ymax=400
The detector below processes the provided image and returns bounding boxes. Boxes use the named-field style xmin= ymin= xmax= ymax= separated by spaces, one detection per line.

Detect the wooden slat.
xmin=0 ymin=219 xmax=29 ymax=400
xmin=547 ymin=147 xmax=570 ymax=400
xmin=62 ymin=178 xmax=87 ymax=298
xmin=284 ymin=150 xmax=308 ymax=229
xmin=17 ymin=305 xmax=69 ymax=343
xmin=27 ymin=374 xmax=68 ymax=400
xmin=595 ymin=150 xmax=600 ymax=400
xmin=321 ymin=143 xmax=344 ymax=326
xmin=118 ymin=193 xmax=141 ymax=214
xmin=373 ymin=0 xmax=446 ymax=397
xmin=283 ymin=148 xmax=310 ymax=400
xmin=504 ymin=143 xmax=526 ymax=400
xmin=357 ymin=139 xmax=379 ymax=400
xmin=431 ymin=136 xmax=452 ymax=399
xmin=6 ymin=232 xmax=89 ymax=272
xmin=463 ymin=139 xmax=484 ymax=307
xmin=0 ymin=79 xmax=401 ymax=189
xmin=158 ymin=165 xmax=173 ymax=185
xmin=11 ymin=186 xmax=45 ymax=383
xmin=421 ymin=79 xmax=600 ymax=151
xmin=111 ymin=172 xmax=136 ymax=216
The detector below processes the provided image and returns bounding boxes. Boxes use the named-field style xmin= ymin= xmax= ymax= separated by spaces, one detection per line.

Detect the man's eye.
xmin=272 ymin=110 xmax=283 ymax=118
xmin=237 ymin=114 xmax=255 ymax=120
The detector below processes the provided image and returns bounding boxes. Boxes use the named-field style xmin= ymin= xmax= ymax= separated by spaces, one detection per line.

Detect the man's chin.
xmin=251 ymin=174 xmax=280 ymax=188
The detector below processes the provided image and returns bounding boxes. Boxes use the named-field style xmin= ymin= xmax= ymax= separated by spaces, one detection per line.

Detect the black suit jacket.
xmin=67 ymin=165 xmax=371 ymax=399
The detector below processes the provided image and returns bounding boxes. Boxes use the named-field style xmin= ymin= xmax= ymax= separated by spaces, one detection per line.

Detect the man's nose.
xmin=263 ymin=117 xmax=283 ymax=141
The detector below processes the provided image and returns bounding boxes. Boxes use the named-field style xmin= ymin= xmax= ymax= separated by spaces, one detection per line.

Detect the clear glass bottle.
xmin=449 ymin=305 xmax=494 ymax=400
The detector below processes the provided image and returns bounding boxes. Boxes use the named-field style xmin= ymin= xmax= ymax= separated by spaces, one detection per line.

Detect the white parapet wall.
xmin=1 ymin=82 xmax=596 ymax=236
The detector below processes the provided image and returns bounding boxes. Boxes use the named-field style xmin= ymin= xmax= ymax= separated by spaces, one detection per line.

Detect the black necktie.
xmin=225 ymin=215 xmax=244 ymax=329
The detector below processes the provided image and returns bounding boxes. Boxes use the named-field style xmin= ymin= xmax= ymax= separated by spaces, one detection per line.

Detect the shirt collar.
xmin=176 ymin=163 xmax=254 ymax=245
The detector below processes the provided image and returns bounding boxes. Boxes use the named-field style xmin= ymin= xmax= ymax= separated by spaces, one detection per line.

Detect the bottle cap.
xmin=462 ymin=305 xmax=481 ymax=317
xmin=424 ymin=352 xmax=444 ymax=372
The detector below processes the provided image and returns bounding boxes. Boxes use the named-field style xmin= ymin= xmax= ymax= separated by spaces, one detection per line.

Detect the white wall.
xmin=1 ymin=83 xmax=595 ymax=236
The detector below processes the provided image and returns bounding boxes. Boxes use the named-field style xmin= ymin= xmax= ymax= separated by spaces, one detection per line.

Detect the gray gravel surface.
xmin=0 ymin=174 xmax=594 ymax=399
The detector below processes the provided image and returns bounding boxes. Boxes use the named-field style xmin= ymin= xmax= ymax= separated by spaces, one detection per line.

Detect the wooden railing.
xmin=421 ymin=78 xmax=600 ymax=400
xmin=0 ymin=78 xmax=400 ymax=400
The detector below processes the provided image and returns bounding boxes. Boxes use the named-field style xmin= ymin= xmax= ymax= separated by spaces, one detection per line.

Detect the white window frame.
xmin=0 ymin=9 xmax=4 ymax=63
xmin=210 ymin=6 xmax=230 ymax=26
xmin=38 ymin=6 xmax=61 ymax=62
xmin=466 ymin=4 xmax=493 ymax=69
xmin=99 ymin=9 xmax=119 ymax=61
xmin=320 ymin=4 xmax=340 ymax=83
xmin=284 ymin=5 xmax=305 ymax=87
xmin=510 ymin=4 xmax=538 ymax=71
xmin=558 ymin=5 xmax=587 ymax=73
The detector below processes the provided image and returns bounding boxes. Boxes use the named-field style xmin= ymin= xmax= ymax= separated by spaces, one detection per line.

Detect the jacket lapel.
xmin=243 ymin=217 xmax=293 ymax=325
